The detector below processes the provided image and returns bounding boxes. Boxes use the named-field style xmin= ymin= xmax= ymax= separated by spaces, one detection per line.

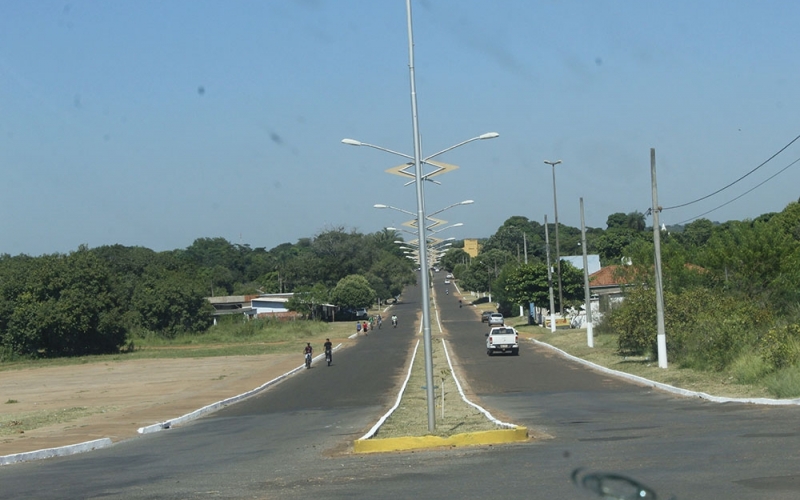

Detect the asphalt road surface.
xmin=3 ymin=277 xmax=800 ymax=499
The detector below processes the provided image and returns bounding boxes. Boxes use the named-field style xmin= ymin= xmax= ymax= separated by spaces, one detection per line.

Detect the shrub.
xmin=764 ymin=363 xmax=800 ymax=398
xmin=760 ymin=324 xmax=800 ymax=371
xmin=728 ymin=351 xmax=771 ymax=385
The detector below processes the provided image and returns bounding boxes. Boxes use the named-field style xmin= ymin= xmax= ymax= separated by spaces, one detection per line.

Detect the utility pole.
xmin=651 ymin=148 xmax=668 ymax=368
xmin=580 ymin=198 xmax=593 ymax=348
xmin=544 ymin=160 xmax=564 ymax=314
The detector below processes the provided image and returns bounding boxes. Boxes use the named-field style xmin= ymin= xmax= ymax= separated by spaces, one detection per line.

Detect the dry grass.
xmin=0 ymin=406 xmax=116 ymax=437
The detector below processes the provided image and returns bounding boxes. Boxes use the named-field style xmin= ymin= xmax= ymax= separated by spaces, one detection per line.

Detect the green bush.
xmin=605 ymin=286 xmax=768 ymax=371
xmin=728 ymin=351 xmax=771 ymax=384
xmin=764 ymin=363 xmax=800 ymax=398
xmin=760 ymin=324 xmax=800 ymax=371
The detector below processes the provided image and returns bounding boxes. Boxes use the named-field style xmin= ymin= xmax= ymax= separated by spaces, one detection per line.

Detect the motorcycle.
xmin=325 ymin=349 xmax=332 ymax=366
xmin=305 ymin=352 xmax=312 ymax=369
xmin=392 ymin=316 xmax=398 ymax=328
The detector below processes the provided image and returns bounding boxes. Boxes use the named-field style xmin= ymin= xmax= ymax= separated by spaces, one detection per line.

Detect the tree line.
xmin=4 ymin=200 xmax=799 ymax=373
xmin=443 ymin=201 xmax=800 ymax=385
xmin=0 ymin=227 xmax=415 ymax=359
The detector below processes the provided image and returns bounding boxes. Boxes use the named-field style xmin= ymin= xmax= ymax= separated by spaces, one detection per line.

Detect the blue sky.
xmin=2 ymin=1 xmax=799 ymax=256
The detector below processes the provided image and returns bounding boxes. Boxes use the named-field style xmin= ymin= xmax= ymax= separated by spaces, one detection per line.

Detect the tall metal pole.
xmin=405 ymin=0 xmax=436 ymax=431
xmin=580 ymin=198 xmax=593 ymax=347
xmin=523 ymin=232 xmax=528 ymax=264
xmin=544 ymin=160 xmax=563 ymax=315
xmin=544 ymin=215 xmax=556 ymax=333
xmin=651 ymin=148 xmax=668 ymax=368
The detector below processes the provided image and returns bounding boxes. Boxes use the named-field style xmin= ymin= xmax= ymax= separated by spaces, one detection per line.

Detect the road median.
xmin=353 ymin=307 xmax=528 ymax=453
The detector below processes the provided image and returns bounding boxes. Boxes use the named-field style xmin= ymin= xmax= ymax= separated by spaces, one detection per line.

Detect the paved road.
xmin=4 ymin=277 xmax=800 ymax=499
xmin=436 ymin=278 xmax=800 ymax=499
xmin=0 ymin=287 xmax=424 ymax=499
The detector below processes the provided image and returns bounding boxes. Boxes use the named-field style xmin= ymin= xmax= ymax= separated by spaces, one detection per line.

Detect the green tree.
xmin=498 ymin=262 xmax=551 ymax=308
xmin=286 ymin=283 xmax=330 ymax=319
xmin=330 ymin=275 xmax=375 ymax=310
xmin=2 ymin=249 xmax=128 ymax=357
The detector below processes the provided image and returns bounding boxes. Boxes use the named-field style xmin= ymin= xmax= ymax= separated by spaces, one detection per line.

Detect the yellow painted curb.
xmin=353 ymin=427 xmax=528 ymax=454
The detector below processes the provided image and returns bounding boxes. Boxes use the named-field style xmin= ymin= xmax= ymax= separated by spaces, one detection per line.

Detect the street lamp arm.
xmin=426 ymin=199 xmax=474 ymax=218
xmin=374 ymin=204 xmax=416 ymax=217
xmin=422 ymin=132 xmax=499 ymax=162
xmin=341 ymin=139 xmax=416 ymax=162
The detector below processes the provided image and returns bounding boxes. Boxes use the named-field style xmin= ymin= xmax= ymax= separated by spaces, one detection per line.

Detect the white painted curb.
xmin=0 ymin=344 xmax=343 ymax=466
xmin=138 ymin=343 xmax=343 ymax=434
xmin=0 ymin=438 xmax=112 ymax=466
xmin=360 ymin=339 xmax=420 ymax=440
xmin=440 ymin=339 xmax=517 ymax=428
xmin=531 ymin=338 xmax=800 ymax=406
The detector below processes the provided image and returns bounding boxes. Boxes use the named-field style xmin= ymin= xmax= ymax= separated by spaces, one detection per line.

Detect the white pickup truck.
xmin=485 ymin=326 xmax=519 ymax=356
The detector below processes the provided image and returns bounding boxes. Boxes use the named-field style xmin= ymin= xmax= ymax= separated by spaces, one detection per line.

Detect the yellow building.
xmin=463 ymin=238 xmax=481 ymax=258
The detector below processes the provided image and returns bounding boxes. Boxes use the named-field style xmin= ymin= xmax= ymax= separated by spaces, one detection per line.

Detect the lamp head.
xmin=479 ymin=132 xmax=500 ymax=140
xmin=341 ymin=138 xmax=362 ymax=146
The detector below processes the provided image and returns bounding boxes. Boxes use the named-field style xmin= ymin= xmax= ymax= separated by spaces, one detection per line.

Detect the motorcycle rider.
xmin=323 ymin=338 xmax=333 ymax=366
xmin=391 ymin=314 xmax=398 ymax=327
xmin=303 ymin=342 xmax=313 ymax=368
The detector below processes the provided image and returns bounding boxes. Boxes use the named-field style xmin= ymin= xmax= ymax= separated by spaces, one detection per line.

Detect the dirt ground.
xmin=0 ymin=353 xmax=303 ymax=457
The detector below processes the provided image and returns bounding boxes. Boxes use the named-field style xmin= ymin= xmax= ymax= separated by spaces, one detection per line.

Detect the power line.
xmin=662 ymin=133 xmax=800 ymax=211
xmin=674 ymin=155 xmax=800 ymax=225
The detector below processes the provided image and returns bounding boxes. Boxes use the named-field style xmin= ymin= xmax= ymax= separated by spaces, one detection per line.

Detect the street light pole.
xmin=544 ymin=160 xmax=563 ymax=315
xmin=405 ymin=0 xmax=436 ymax=432
xmin=342 ymin=5 xmax=497 ymax=432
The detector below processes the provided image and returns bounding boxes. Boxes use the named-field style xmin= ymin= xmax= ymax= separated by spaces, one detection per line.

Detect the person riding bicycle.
xmin=323 ymin=338 xmax=333 ymax=366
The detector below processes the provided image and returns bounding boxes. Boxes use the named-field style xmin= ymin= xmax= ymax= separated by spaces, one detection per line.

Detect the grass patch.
xmin=0 ymin=406 xmax=114 ymax=436
xmin=514 ymin=322 xmax=773 ymax=399
xmin=764 ymin=365 xmax=800 ymax=398
xmin=0 ymin=318 xmax=357 ymax=372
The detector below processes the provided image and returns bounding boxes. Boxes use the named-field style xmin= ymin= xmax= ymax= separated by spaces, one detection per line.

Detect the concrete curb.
xmin=138 ymin=343 xmax=344 ymax=434
xmin=530 ymin=338 xmax=800 ymax=406
xmin=354 ymin=328 xmax=525 ymax=453
xmin=354 ymin=427 xmax=528 ymax=453
xmin=0 ymin=438 xmax=112 ymax=466
xmin=1 ymin=344 xmax=343 ymax=466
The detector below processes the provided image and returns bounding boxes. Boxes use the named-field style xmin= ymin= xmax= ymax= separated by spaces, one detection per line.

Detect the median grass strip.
xmin=374 ymin=339 xmax=500 ymax=439
xmin=354 ymin=302 xmax=528 ymax=454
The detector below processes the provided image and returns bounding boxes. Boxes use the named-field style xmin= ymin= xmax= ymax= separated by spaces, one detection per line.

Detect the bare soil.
xmin=0 ymin=354 xmax=300 ymax=457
